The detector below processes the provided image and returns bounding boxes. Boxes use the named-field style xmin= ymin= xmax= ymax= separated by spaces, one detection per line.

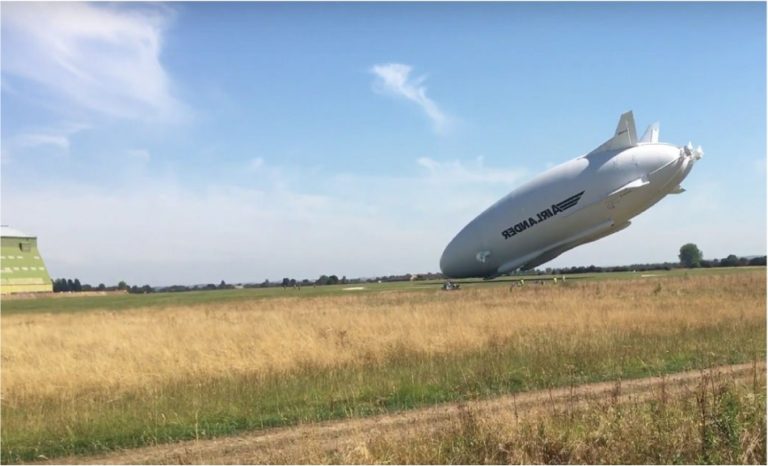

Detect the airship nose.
xmin=440 ymin=227 xmax=477 ymax=278
xmin=439 ymin=238 xmax=460 ymax=277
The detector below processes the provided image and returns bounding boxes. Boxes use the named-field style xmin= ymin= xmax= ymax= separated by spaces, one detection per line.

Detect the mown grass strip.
xmin=2 ymin=267 xmax=761 ymax=316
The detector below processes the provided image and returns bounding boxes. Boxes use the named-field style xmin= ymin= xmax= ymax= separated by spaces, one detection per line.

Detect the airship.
xmin=439 ymin=111 xmax=702 ymax=279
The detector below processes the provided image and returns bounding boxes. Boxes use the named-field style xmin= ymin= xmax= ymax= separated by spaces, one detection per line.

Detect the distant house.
xmin=1 ymin=227 xmax=53 ymax=294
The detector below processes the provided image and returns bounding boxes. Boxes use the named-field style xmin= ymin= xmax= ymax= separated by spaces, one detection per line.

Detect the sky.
xmin=1 ymin=1 xmax=765 ymax=286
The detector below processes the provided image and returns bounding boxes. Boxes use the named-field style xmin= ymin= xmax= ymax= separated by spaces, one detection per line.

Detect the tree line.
xmin=51 ymin=279 xmax=154 ymax=294
xmin=50 ymin=245 xmax=765 ymax=294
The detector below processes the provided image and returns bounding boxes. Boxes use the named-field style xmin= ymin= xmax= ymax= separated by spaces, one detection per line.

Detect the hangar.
xmin=1 ymin=226 xmax=53 ymax=294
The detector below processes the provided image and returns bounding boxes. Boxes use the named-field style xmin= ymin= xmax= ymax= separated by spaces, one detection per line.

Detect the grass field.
xmin=1 ymin=268 xmax=765 ymax=463
xmin=328 ymin=371 xmax=766 ymax=464
xmin=1 ymin=266 xmax=761 ymax=315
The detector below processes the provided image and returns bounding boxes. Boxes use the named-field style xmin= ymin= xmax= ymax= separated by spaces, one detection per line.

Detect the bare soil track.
xmin=38 ymin=362 xmax=765 ymax=465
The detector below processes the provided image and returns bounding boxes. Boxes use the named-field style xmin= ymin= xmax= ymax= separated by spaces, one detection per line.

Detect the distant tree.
xmin=261 ymin=279 xmax=270 ymax=288
xmin=749 ymin=256 xmax=767 ymax=266
xmin=316 ymin=275 xmax=329 ymax=286
xmin=53 ymin=278 xmax=67 ymax=292
xmin=721 ymin=254 xmax=740 ymax=267
xmin=679 ymin=243 xmax=703 ymax=268
xmin=281 ymin=278 xmax=291 ymax=287
xmin=141 ymin=285 xmax=153 ymax=293
xmin=73 ymin=278 xmax=82 ymax=292
xmin=117 ymin=281 xmax=128 ymax=291
xmin=98 ymin=283 xmax=106 ymax=290
xmin=327 ymin=275 xmax=339 ymax=285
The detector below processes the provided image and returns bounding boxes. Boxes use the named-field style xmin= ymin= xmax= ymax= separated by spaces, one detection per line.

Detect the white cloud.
xmin=7 ymin=154 xmax=753 ymax=286
xmin=15 ymin=133 xmax=70 ymax=150
xmin=126 ymin=149 xmax=151 ymax=162
xmin=1 ymin=2 xmax=186 ymax=122
xmin=1 ymin=156 xmax=526 ymax=285
xmin=417 ymin=156 xmax=527 ymax=185
xmin=248 ymin=157 xmax=265 ymax=171
xmin=755 ymin=157 xmax=766 ymax=177
xmin=370 ymin=63 xmax=449 ymax=133
xmin=2 ymin=123 xmax=90 ymax=160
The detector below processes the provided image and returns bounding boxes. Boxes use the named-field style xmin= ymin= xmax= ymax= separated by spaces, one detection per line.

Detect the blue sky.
xmin=2 ymin=2 xmax=765 ymax=285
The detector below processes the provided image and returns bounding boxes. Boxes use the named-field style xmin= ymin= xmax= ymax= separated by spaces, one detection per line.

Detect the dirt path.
xmin=40 ymin=362 xmax=765 ymax=464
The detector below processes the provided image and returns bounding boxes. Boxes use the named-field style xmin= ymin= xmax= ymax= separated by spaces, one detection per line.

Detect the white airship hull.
xmin=440 ymin=112 xmax=701 ymax=278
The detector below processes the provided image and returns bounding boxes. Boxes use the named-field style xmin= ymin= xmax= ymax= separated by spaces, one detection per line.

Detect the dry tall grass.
xmin=2 ymin=271 xmax=764 ymax=400
xmin=262 ymin=369 xmax=766 ymax=464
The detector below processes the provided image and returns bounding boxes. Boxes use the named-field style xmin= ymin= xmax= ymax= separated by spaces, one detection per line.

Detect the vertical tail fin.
xmin=590 ymin=111 xmax=638 ymax=154
xmin=639 ymin=122 xmax=660 ymax=143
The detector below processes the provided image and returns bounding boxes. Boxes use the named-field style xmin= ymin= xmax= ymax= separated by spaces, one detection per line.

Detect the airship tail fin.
xmin=590 ymin=111 xmax=638 ymax=154
xmin=639 ymin=122 xmax=660 ymax=143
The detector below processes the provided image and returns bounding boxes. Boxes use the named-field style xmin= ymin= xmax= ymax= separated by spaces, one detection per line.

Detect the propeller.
xmin=681 ymin=142 xmax=703 ymax=160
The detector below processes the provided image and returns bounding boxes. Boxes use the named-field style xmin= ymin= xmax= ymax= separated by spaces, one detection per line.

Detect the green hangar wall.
xmin=1 ymin=227 xmax=53 ymax=294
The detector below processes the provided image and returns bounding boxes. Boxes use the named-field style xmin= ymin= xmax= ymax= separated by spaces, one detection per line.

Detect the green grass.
xmin=359 ymin=372 xmax=766 ymax=464
xmin=0 ymin=280 xmax=432 ymax=315
xmin=2 ymin=313 xmax=764 ymax=463
xmin=2 ymin=266 xmax=762 ymax=316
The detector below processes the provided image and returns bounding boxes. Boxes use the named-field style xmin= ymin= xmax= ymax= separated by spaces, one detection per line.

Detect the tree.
xmin=53 ymin=278 xmax=69 ymax=292
xmin=117 ymin=281 xmax=128 ymax=291
xmin=679 ymin=243 xmax=703 ymax=268
xmin=721 ymin=254 xmax=740 ymax=267
xmin=73 ymin=278 xmax=82 ymax=292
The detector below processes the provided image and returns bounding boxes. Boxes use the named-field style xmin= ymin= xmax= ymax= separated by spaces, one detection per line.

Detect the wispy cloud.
xmin=1 ymin=2 xmax=187 ymax=122
xmin=15 ymin=133 xmax=71 ymax=151
xmin=248 ymin=157 xmax=265 ymax=171
xmin=2 ymin=123 xmax=90 ymax=160
xmin=5 ymin=153 xmax=760 ymax=284
xmin=126 ymin=149 xmax=151 ymax=162
xmin=370 ymin=63 xmax=449 ymax=133
xmin=416 ymin=156 xmax=526 ymax=185
xmin=2 ymin=155 xmax=526 ymax=284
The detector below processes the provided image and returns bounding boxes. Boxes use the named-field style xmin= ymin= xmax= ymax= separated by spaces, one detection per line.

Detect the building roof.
xmin=0 ymin=226 xmax=31 ymax=238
